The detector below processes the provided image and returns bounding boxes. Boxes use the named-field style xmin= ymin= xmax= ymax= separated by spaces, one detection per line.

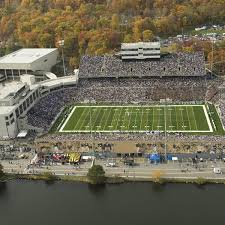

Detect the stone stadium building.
xmin=0 ymin=75 xmax=78 ymax=138
xmin=120 ymin=42 xmax=161 ymax=60
xmin=0 ymin=48 xmax=59 ymax=81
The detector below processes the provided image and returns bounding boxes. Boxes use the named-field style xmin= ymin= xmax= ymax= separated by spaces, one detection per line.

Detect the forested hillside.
xmin=0 ymin=0 xmax=225 ymax=69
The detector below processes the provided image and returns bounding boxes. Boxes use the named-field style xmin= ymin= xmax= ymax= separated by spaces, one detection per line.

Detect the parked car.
xmin=213 ymin=167 xmax=222 ymax=174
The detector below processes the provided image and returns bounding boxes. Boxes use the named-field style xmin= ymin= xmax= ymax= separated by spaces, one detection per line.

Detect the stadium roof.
xmin=0 ymin=82 xmax=25 ymax=100
xmin=0 ymin=48 xmax=59 ymax=72
xmin=0 ymin=48 xmax=57 ymax=64
xmin=17 ymin=130 xmax=28 ymax=138
xmin=39 ymin=76 xmax=78 ymax=88
xmin=121 ymin=42 xmax=160 ymax=49
xmin=0 ymin=106 xmax=14 ymax=115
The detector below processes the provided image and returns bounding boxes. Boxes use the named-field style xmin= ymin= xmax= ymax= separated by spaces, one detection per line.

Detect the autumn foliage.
xmin=0 ymin=0 xmax=225 ymax=70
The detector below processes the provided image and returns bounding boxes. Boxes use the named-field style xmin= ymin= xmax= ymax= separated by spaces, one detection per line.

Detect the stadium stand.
xmin=27 ymin=76 xmax=221 ymax=131
xmin=78 ymin=52 xmax=206 ymax=78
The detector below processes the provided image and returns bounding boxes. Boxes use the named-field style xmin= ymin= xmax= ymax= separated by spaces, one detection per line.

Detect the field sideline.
xmin=58 ymin=104 xmax=214 ymax=133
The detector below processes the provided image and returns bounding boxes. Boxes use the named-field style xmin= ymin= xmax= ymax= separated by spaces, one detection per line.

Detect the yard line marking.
xmin=157 ymin=107 xmax=161 ymax=128
xmin=140 ymin=107 xmax=144 ymax=130
xmin=133 ymin=108 xmax=139 ymax=130
xmin=186 ymin=106 xmax=192 ymax=130
xmin=152 ymin=107 xmax=155 ymax=130
xmin=190 ymin=106 xmax=198 ymax=130
xmin=102 ymin=107 xmax=112 ymax=131
xmin=164 ymin=106 xmax=166 ymax=132
xmin=109 ymin=107 xmax=119 ymax=130
xmin=115 ymin=107 xmax=123 ymax=130
xmin=96 ymin=108 xmax=107 ymax=131
xmin=127 ymin=107 xmax=133 ymax=130
xmin=90 ymin=107 xmax=102 ymax=131
xmin=146 ymin=108 xmax=149 ymax=131
xmin=74 ymin=107 xmax=88 ymax=131
xmin=169 ymin=107 xmax=173 ymax=131
xmin=121 ymin=107 xmax=129 ymax=130
xmin=180 ymin=106 xmax=185 ymax=131
xmin=174 ymin=107 xmax=179 ymax=130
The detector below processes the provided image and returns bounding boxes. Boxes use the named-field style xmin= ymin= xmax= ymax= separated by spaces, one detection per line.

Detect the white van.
xmin=106 ymin=162 xmax=117 ymax=167
xmin=213 ymin=168 xmax=222 ymax=174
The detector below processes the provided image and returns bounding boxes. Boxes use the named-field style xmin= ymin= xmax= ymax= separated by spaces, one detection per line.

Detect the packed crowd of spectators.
xmin=79 ymin=52 xmax=206 ymax=78
xmin=27 ymin=89 xmax=76 ymax=130
xmin=41 ymin=132 xmax=225 ymax=145
xmin=27 ymin=76 xmax=221 ymax=132
xmin=218 ymin=99 xmax=225 ymax=128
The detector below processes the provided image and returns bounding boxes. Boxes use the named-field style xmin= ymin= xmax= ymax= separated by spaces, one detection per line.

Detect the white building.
xmin=0 ymin=75 xmax=78 ymax=139
xmin=0 ymin=48 xmax=58 ymax=80
xmin=0 ymin=81 xmax=40 ymax=138
xmin=120 ymin=42 xmax=160 ymax=60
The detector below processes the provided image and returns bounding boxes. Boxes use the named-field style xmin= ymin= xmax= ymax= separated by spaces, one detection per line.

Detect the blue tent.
xmin=167 ymin=155 xmax=173 ymax=161
xmin=149 ymin=154 xmax=160 ymax=163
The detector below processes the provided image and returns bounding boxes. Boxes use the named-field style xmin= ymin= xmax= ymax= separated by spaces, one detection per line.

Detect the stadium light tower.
xmin=58 ymin=40 xmax=66 ymax=76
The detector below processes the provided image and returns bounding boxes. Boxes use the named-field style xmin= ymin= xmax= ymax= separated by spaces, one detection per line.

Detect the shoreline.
xmin=1 ymin=173 xmax=225 ymax=185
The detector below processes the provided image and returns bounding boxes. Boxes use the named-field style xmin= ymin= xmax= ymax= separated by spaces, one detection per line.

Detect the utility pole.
xmin=58 ymin=40 xmax=66 ymax=76
xmin=211 ymin=40 xmax=214 ymax=79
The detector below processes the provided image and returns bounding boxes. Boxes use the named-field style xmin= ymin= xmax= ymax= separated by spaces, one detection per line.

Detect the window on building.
xmin=30 ymin=95 xmax=33 ymax=103
xmin=26 ymin=99 xmax=29 ymax=107
xmin=19 ymin=105 xmax=23 ymax=114
xmin=15 ymin=109 xmax=19 ymax=118
xmin=23 ymin=102 xmax=27 ymax=111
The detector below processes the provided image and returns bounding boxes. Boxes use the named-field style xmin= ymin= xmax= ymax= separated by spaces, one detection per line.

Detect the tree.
xmin=142 ymin=30 xmax=154 ymax=41
xmin=123 ymin=34 xmax=133 ymax=43
xmin=41 ymin=171 xmax=57 ymax=181
xmin=152 ymin=170 xmax=164 ymax=183
xmin=0 ymin=163 xmax=4 ymax=178
xmin=208 ymin=48 xmax=225 ymax=76
xmin=87 ymin=165 xmax=106 ymax=184
xmin=69 ymin=56 xmax=79 ymax=69
xmin=111 ymin=14 xmax=119 ymax=30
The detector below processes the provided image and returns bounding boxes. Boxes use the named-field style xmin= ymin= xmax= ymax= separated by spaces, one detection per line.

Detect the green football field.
xmin=59 ymin=105 xmax=214 ymax=133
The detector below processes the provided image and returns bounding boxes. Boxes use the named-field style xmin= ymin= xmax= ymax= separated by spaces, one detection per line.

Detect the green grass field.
xmin=59 ymin=105 xmax=215 ymax=133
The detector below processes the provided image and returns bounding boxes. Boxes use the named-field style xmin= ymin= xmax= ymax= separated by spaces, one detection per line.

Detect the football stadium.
xmin=43 ymin=42 xmax=224 ymax=140
xmin=1 ymin=42 xmax=225 ymax=153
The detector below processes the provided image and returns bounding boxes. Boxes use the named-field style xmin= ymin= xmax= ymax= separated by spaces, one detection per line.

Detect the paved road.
xmin=2 ymin=157 xmax=225 ymax=180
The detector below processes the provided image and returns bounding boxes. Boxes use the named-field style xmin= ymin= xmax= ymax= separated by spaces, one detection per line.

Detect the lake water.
xmin=0 ymin=180 xmax=224 ymax=225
